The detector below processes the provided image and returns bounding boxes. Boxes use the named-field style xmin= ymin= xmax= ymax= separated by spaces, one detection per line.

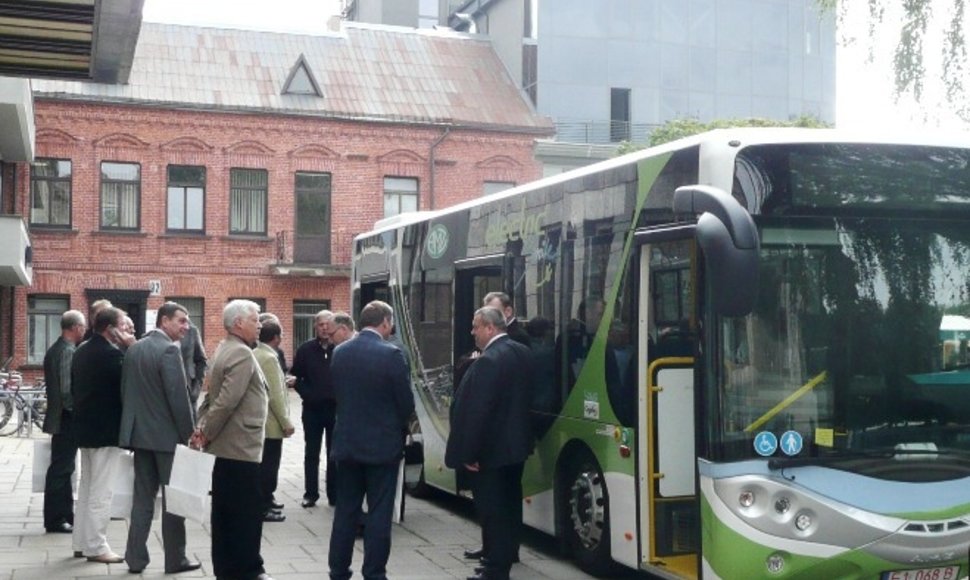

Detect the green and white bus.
xmin=350 ymin=129 xmax=970 ymax=579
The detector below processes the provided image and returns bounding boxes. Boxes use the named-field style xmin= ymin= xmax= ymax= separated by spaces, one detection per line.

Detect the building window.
xmin=167 ymin=165 xmax=205 ymax=233
xmin=101 ymin=161 xmax=141 ymax=230
xmin=293 ymin=300 xmax=330 ymax=347
xmin=294 ymin=171 xmax=332 ymax=263
xmin=418 ymin=0 xmax=438 ymax=27
xmin=27 ymin=295 xmax=68 ymax=364
xmin=167 ymin=296 xmax=204 ymax=340
xmin=610 ymin=87 xmax=631 ymax=142
xmin=483 ymin=181 xmax=516 ymax=196
xmin=30 ymin=159 xmax=72 ymax=227
xmin=230 ymin=168 xmax=268 ymax=235
xmin=383 ymin=176 xmax=418 ymax=218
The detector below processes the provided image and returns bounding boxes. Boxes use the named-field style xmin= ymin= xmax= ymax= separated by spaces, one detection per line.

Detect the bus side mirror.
xmin=673 ymin=185 xmax=760 ymax=317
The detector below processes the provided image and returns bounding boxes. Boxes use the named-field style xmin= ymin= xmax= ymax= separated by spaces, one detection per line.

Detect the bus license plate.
xmin=882 ymin=566 xmax=960 ymax=580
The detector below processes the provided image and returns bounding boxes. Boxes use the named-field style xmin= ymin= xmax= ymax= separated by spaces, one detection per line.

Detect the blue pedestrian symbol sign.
xmin=754 ymin=431 xmax=778 ymax=457
xmin=780 ymin=431 xmax=803 ymax=456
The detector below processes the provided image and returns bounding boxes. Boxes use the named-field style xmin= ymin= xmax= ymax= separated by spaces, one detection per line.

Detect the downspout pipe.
xmin=429 ymin=127 xmax=451 ymax=210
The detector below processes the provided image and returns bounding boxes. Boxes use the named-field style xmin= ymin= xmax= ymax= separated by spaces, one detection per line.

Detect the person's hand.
xmin=118 ymin=330 xmax=136 ymax=348
xmin=464 ymin=462 xmax=480 ymax=472
xmin=189 ymin=429 xmax=207 ymax=450
xmin=285 ymin=375 xmax=297 ymax=388
xmin=283 ymin=425 xmax=296 ymax=438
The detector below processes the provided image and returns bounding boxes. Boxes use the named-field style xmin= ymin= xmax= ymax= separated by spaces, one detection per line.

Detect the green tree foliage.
xmin=616 ymin=116 xmax=830 ymax=153
xmin=818 ymin=0 xmax=968 ymax=119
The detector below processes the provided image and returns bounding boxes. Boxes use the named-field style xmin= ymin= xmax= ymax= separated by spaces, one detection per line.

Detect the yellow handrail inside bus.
xmin=743 ymin=371 xmax=827 ymax=433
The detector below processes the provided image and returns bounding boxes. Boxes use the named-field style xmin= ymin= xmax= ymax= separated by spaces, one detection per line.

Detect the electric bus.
xmin=350 ymin=128 xmax=970 ymax=579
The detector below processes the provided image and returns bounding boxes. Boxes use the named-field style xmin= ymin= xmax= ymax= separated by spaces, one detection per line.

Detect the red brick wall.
xmin=12 ymin=100 xmax=543 ymax=374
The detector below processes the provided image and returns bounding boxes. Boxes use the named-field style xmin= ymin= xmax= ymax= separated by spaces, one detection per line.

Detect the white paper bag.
xmin=32 ymin=438 xmax=79 ymax=495
xmin=109 ymin=450 xmax=135 ymax=519
xmin=164 ymin=444 xmax=214 ymax=524
xmin=31 ymin=439 xmax=51 ymax=493
xmin=393 ymin=459 xmax=405 ymax=524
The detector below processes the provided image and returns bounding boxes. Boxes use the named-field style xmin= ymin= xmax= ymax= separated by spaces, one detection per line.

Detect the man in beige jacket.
xmin=192 ymin=300 xmax=273 ymax=580
xmin=254 ymin=317 xmax=294 ymax=522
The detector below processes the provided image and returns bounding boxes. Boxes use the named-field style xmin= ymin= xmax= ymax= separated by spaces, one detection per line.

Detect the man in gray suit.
xmin=179 ymin=321 xmax=207 ymax=414
xmin=119 ymin=302 xmax=200 ymax=574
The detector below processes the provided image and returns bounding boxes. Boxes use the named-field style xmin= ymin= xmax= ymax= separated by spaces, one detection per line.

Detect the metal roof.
xmin=0 ymin=0 xmax=142 ymax=82
xmin=32 ymin=21 xmax=553 ymax=134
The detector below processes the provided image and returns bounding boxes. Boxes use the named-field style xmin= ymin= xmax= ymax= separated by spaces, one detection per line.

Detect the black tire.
xmin=562 ymin=448 xmax=617 ymax=577
xmin=405 ymin=461 xmax=434 ymax=499
xmin=31 ymin=400 xmax=45 ymax=430
xmin=0 ymin=397 xmax=16 ymax=436
xmin=404 ymin=417 xmax=433 ymax=499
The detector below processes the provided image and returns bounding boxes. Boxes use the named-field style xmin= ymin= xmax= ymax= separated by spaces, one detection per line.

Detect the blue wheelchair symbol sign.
xmin=780 ymin=431 xmax=803 ymax=456
xmin=754 ymin=431 xmax=778 ymax=457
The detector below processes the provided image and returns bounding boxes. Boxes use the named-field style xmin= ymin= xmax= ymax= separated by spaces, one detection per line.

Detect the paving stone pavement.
xmin=0 ymin=392 xmax=644 ymax=580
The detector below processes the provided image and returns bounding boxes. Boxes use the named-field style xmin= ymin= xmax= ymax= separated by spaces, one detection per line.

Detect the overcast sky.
xmin=142 ymin=0 xmax=342 ymax=35
xmin=141 ymin=0 xmax=967 ymax=131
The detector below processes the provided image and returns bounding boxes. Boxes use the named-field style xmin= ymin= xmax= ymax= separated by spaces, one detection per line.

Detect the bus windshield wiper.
xmin=768 ymin=447 xmax=970 ymax=470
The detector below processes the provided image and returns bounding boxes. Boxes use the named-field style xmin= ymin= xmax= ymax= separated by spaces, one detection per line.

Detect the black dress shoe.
xmin=463 ymin=547 xmax=485 ymax=560
xmin=263 ymin=510 xmax=286 ymax=522
xmin=254 ymin=574 xmax=275 ymax=580
xmin=165 ymin=560 xmax=202 ymax=574
xmin=301 ymin=498 xmax=317 ymax=508
xmin=46 ymin=522 xmax=73 ymax=534
xmin=270 ymin=500 xmax=284 ymax=510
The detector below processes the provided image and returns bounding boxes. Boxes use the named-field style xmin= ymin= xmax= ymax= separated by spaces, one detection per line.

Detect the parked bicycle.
xmin=0 ymin=370 xmax=46 ymax=437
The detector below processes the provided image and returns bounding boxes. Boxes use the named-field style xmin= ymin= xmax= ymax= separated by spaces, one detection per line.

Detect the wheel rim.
xmin=0 ymin=398 xmax=11 ymax=429
xmin=568 ymin=466 xmax=606 ymax=550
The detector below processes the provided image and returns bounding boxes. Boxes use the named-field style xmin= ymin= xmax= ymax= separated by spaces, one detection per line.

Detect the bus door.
xmin=452 ymin=256 xmax=503 ymax=363
xmin=451 ymin=257 xmax=502 ymax=493
xmin=358 ymin=277 xmax=390 ymax=313
xmin=636 ymin=230 xmax=699 ymax=579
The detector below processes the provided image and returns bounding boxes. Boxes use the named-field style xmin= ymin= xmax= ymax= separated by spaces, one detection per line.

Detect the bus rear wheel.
xmin=563 ymin=450 xmax=615 ymax=577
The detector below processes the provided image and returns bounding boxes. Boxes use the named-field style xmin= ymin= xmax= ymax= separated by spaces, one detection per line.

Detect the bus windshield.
xmin=716 ymin=217 xmax=970 ymax=478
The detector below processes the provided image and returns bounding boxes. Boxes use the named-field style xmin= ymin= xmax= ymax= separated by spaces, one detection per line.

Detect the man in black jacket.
xmin=327 ymin=302 xmax=414 ymax=580
xmin=71 ymin=306 xmax=133 ymax=563
xmin=290 ymin=309 xmax=336 ymax=507
xmin=42 ymin=309 xmax=86 ymax=534
xmin=446 ymin=307 xmax=535 ymax=580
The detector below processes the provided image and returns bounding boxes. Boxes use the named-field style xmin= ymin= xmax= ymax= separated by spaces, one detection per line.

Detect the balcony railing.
xmin=553 ymin=118 xmax=658 ymax=146
xmin=274 ymin=229 xmax=353 ymax=277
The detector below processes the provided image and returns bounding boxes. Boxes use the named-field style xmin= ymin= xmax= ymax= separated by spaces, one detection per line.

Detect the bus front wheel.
xmin=562 ymin=449 xmax=615 ymax=577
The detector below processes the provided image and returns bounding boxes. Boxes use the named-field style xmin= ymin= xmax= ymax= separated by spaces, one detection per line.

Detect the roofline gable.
xmin=281 ymin=53 xmax=323 ymax=98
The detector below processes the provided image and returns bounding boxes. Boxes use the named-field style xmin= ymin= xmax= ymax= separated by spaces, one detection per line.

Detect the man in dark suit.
xmin=71 ymin=306 xmax=132 ymax=563
xmin=290 ymin=309 xmax=337 ymax=507
xmin=483 ymin=291 xmax=531 ymax=348
xmin=42 ymin=309 xmax=86 ymax=534
xmin=179 ymin=320 xmax=207 ymax=414
xmin=328 ymin=301 xmax=414 ymax=580
xmin=446 ymin=306 xmax=535 ymax=580
xmin=458 ymin=292 xmax=532 ymax=562
xmin=119 ymin=302 xmax=200 ymax=574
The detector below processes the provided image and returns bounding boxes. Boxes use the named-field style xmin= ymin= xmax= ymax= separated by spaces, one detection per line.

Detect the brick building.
xmin=10 ymin=21 xmax=551 ymax=373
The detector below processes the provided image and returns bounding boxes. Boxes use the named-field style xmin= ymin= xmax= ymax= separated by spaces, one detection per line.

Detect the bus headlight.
xmin=774 ymin=496 xmax=791 ymax=514
xmin=795 ymin=511 xmax=813 ymax=531
xmin=739 ymin=490 xmax=755 ymax=508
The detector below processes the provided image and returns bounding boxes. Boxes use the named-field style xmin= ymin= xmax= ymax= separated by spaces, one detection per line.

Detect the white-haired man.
xmin=192 ymin=300 xmax=273 ymax=580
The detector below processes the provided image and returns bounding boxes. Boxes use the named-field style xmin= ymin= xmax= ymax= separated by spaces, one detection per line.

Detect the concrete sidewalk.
xmin=0 ymin=393 xmax=618 ymax=580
